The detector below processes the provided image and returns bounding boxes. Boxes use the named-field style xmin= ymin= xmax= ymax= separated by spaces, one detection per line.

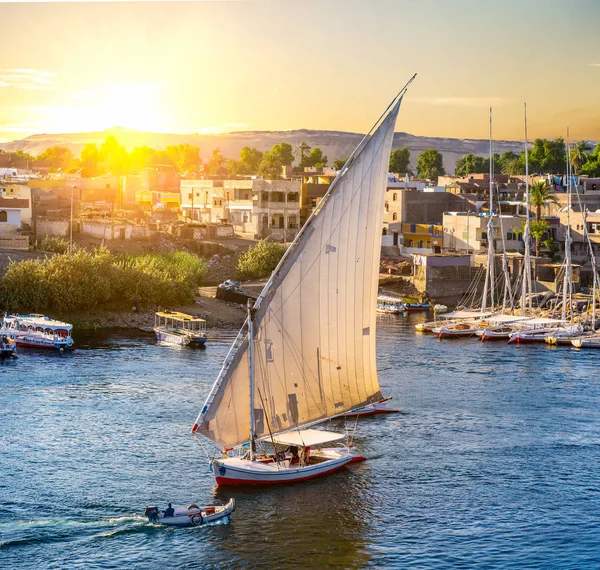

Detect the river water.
xmin=1 ymin=314 xmax=599 ymax=569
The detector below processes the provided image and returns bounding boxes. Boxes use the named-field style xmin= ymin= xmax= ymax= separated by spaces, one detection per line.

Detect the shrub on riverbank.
xmin=39 ymin=236 xmax=70 ymax=254
xmin=236 ymin=239 xmax=286 ymax=281
xmin=0 ymin=249 xmax=207 ymax=313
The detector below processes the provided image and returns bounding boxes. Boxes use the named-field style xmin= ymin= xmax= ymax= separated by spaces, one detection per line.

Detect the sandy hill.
xmin=0 ymin=128 xmax=527 ymax=174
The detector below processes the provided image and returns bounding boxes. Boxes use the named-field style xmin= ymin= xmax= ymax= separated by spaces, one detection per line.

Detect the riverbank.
xmin=61 ymin=294 xmax=247 ymax=331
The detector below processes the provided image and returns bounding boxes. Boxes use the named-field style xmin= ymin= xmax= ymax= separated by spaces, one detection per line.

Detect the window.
xmin=188 ymin=193 xmax=193 ymax=200
xmin=382 ymin=228 xmax=387 ymax=236
xmin=427 ymin=241 xmax=430 ymax=248
xmin=482 ymin=231 xmax=488 ymax=240
xmin=392 ymin=193 xmax=398 ymax=201
xmin=385 ymin=203 xmax=389 ymax=213
xmin=0 ymin=211 xmax=6 ymax=222
xmin=407 ymin=239 xmax=413 ymax=247
xmin=392 ymin=213 xmax=398 ymax=221
xmin=288 ymin=215 xmax=297 ymax=229
xmin=507 ymin=232 xmax=513 ymax=241
xmin=243 ymin=213 xmax=249 ymax=223
xmin=418 ymin=240 xmax=424 ymax=248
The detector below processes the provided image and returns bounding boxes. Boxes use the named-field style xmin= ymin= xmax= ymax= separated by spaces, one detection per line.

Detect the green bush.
xmin=237 ymin=239 xmax=286 ymax=281
xmin=0 ymin=249 xmax=207 ymax=313
xmin=39 ymin=236 xmax=70 ymax=254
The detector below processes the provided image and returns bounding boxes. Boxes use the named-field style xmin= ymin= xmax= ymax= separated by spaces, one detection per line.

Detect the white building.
xmin=179 ymin=179 xmax=301 ymax=242
xmin=442 ymin=212 xmax=525 ymax=255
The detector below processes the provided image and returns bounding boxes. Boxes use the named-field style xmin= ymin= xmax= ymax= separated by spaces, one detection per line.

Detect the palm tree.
xmin=294 ymin=142 xmax=311 ymax=166
xmin=529 ymin=181 xmax=558 ymax=257
xmin=570 ymin=140 xmax=591 ymax=174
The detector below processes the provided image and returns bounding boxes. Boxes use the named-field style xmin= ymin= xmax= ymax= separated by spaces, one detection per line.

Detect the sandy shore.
xmin=61 ymin=294 xmax=247 ymax=331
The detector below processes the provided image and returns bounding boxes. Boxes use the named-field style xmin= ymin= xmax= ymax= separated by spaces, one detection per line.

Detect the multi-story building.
xmin=442 ymin=212 xmax=525 ymax=255
xmin=400 ymin=223 xmax=443 ymax=253
xmin=179 ymin=179 xmax=301 ymax=241
xmin=0 ymin=180 xmax=32 ymax=249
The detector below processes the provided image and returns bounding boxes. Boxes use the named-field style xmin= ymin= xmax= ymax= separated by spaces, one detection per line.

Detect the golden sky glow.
xmin=1 ymin=0 xmax=599 ymax=143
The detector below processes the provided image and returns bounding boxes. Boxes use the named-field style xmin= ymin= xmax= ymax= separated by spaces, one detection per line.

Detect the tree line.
xmin=455 ymin=138 xmax=600 ymax=178
xmin=0 ymin=138 xmax=330 ymax=180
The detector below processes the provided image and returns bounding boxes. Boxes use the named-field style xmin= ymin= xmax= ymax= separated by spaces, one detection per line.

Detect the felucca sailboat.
xmin=191 ymin=76 xmax=417 ymax=485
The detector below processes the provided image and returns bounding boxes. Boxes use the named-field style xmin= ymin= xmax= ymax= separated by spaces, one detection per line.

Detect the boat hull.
xmin=342 ymin=399 xmax=399 ymax=417
xmin=405 ymin=303 xmax=430 ymax=311
xmin=147 ymin=499 xmax=235 ymax=527
xmin=154 ymin=329 xmax=207 ymax=346
xmin=15 ymin=337 xmax=73 ymax=350
xmin=213 ymin=450 xmax=355 ymax=485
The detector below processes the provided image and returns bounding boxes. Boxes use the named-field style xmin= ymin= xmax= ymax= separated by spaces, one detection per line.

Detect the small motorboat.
xmin=145 ymin=499 xmax=235 ymax=527
xmin=405 ymin=302 xmax=431 ymax=311
xmin=0 ymin=335 xmax=17 ymax=358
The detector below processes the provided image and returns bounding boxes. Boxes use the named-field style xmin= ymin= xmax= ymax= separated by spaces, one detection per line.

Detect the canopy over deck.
xmin=267 ymin=429 xmax=345 ymax=447
xmin=155 ymin=311 xmax=206 ymax=323
xmin=487 ymin=315 xmax=532 ymax=324
xmin=441 ymin=310 xmax=494 ymax=320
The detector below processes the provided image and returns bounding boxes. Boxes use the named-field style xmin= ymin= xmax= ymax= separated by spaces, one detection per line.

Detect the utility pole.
xmin=70 ymin=185 xmax=76 ymax=256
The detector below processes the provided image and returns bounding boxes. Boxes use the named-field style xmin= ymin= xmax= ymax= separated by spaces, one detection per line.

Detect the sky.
xmin=0 ymin=0 xmax=599 ymax=143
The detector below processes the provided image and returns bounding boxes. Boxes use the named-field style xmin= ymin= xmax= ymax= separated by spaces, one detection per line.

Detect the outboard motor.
xmin=145 ymin=506 xmax=160 ymax=522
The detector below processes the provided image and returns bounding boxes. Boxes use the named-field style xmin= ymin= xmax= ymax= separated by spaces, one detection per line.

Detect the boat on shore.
xmin=507 ymin=318 xmax=564 ymax=344
xmin=545 ymin=323 xmax=585 ymax=346
xmin=2 ymin=314 xmax=74 ymax=351
xmin=433 ymin=322 xmax=479 ymax=338
xmin=376 ymin=296 xmax=406 ymax=314
xmin=572 ymin=334 xmax=600 ymax=349
xmin=416 ymin=310 xmax=493 ymax=333
xmin=476 ymin=315 xmax=533 ymax=342
xmin=154 ymin=311 xmax=207 ymax=347
xmin=145 ymin=499 xmax=235 ymax=527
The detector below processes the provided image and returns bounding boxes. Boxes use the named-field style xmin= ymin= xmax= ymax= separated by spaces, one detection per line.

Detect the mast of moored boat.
xmin=521 ymin=103 xmax=533 ymax=316
xmin=481 ymin=107 xmax=495 ymax=312
xmin=247 ymin=300 xmax=256 ymax=460
xmin=562 ymin=130 xmax=573 ymax=323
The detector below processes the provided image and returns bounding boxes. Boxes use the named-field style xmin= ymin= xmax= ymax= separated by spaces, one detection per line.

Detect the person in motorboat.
xmin=164 ymin=503 xmax=174 ymax=518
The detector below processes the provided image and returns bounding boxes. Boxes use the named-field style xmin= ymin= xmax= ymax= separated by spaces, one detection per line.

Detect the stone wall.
xmin=411 ymin=264 xmax=480 ymax=302
xmin=0 ymin=235 xmax=29 ymax=250
xmin=35 ymin=218 xmax=69 ymax=238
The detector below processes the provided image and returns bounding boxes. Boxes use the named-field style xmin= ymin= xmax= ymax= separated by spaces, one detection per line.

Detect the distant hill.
xmin=0 ymin=128 xmax=528 ymax=174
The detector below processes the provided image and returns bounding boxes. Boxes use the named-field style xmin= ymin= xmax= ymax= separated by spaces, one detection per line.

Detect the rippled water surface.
xmin=1 ymin=315 xmax=600 ymax=569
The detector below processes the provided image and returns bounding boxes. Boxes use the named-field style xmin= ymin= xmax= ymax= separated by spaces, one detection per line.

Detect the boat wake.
xmin=0 ymin=512 xmax=228 ymax=551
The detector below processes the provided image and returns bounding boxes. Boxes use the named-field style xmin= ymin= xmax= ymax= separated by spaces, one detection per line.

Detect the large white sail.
xmin=195 ymin=95 xmax=405 ymax=449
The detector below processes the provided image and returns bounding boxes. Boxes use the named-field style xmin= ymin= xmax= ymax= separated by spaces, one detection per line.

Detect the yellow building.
xmin=401 ymin=222 xmax=443 ymax=251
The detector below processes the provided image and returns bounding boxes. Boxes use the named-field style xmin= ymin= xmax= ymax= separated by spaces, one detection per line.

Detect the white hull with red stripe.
xmin=213 ymin=448 xmax=357 ymax=485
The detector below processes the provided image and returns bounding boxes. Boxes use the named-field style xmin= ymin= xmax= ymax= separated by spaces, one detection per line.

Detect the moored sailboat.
xmin=191 ymin=78 xmax=416 ymax=485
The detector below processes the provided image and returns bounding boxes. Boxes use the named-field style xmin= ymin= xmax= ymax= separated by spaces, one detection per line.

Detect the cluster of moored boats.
xmin=0 ymin=314 xmax=75 ymax=358
xmin=416 ymin=309 xmax=600 ymax=348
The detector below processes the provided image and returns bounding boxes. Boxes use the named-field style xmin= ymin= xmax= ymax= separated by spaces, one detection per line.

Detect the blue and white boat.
xmin=154 ymin=311 xmax=207 ymax=347
xmin=2 ymin=314 xmax=74 ymax=351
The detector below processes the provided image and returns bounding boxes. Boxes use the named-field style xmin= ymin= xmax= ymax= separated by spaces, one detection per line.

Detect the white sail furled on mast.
xmin=195 ymin=95 xmax=406 ymax=449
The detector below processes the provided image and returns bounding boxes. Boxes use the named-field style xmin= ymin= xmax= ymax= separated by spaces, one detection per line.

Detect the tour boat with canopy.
xmin=2 ymin=314 xmax=74 ymax=350
xmin=191 ymin=77 xmax=416 ymax=485
xmin=376 ymin=295 xmax=406 ymax=314
xmin=154 ymin=311 xmax=207 ymax=346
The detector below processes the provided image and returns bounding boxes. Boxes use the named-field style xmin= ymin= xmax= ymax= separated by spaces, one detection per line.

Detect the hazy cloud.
xmin=413 ymin=96 xmax=511 ymax=108
xmin=590 ymin=63 xmax=600 ymax=67
xmin=0 ymin=69 xmax=58 ymax=90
